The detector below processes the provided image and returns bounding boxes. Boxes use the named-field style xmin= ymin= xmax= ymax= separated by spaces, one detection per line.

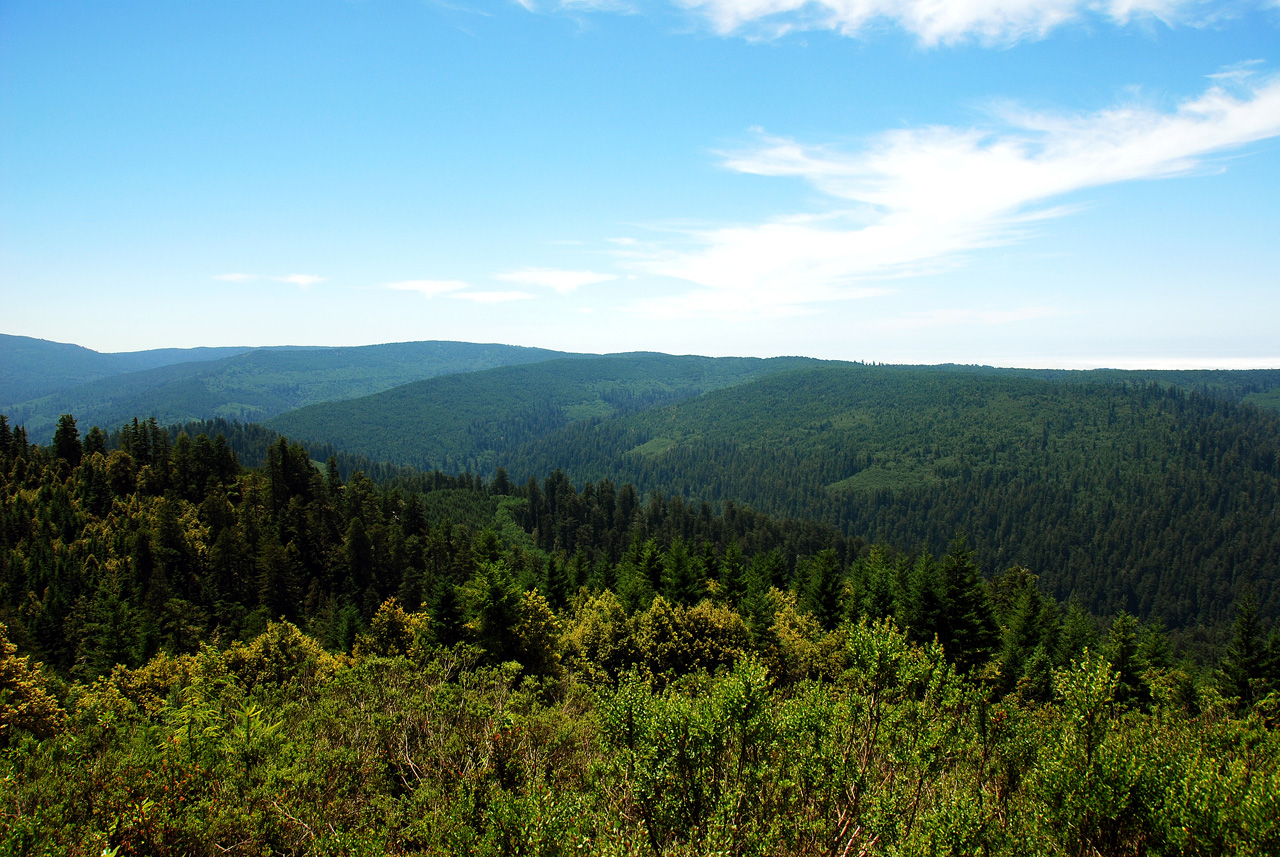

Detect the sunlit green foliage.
xmin=0 ymin=415 xmax=1277 ymax=853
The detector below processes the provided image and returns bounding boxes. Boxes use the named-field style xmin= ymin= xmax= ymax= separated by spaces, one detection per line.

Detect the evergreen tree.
xmin=543 ymin=554 xmax=571 ymax=611
xmin=935 ymin=535 xmax=998 ymax=672
xmin=661 ymin=537 xmax=701 ymax=606
xmin=1016 ymin=643 xmax=1055 ymax=704
xmin=257 ymin=540 xmax=301 ymax=622
xmin=430 ymin=577 xmax=465 ymax=647
xmin=1264 ymin=629 xmax=1280 ymax=700
xmin=995 ymin=573 xmax=1047 ymax=694
xmin=615 ymin=534 xmax=657 ymax=613
xmin=900 ymin=552 xmax=945 ymax=646
xmin=334 ymin=601 xmax=363 ymax=653
xmin=326 ymin=456 xmax=343 ymax=502
xmin=83 ymin=425 xmax=107 ymax=457
xmin=1137 ymin=619 xmax=1174 ymax=673
xmin=467 ymin=560 xmax=522 ymax=664
xmin=1057 ymin=602 xmax=1098 ymax=666
xmin=52 ymin=414 xmax=82 ymax=468
xmin=800 ymin=549 xmax=844 ymax=631
xmin=397 ymin=544 xmax=427 ymax=612
xmin=75 ymin=577 xmax=140 ymax=678
xmin=1218 ymin=592 xmax=1265 ymax=709
xmin=343 ymin=517 xmax=375 ymax=597
xmin=1103 ymin=612 xmax=1143 ymax=706
xmin=718 ymin=541 xmax=746 ymax=607
xmin=855 ymin=546 xmax=896 ymax=621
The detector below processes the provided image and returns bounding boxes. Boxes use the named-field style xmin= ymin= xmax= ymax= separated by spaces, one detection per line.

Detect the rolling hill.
xmin=265 ymin=353 xmax=821 ymax=474
xmin=5 ymin=335 xmax=1278 ymax=630
xmin=496 ymin=364 xmax=1280 ymax=628
xmin=4 ymin=339 xmax=581 ymax=441
xmin=260 ymin=359 xmax=1279 ymax=628
xmin=0 ymin=333 xmax=255 ymax=405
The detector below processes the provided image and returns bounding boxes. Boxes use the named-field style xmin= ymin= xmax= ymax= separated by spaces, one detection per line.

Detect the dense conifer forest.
xmin=1 ymin=412 xmax=1278 ymax=854
xmin=0 ymin=336 xmax=584 ymax=440
xmin=264 ymin=362 xmax=1280 ymax=632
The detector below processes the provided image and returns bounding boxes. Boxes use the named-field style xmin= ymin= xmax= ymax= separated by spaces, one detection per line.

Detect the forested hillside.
xmin=255 ymin=362 xmax=1280 ymax=630
xmin=5 ymin=340 xmax=579 ymax=442
xmin=266 ymin=353 xmax=819 ymax=474
xmin=504 ymin=366 xmax=1280 ymax=629
xmin=927 ymin=364 xmax=1280 ymax=407
xmin=0 ymin=334 xmax=254 ymax=405
xmin=4 ymin=342 xmax=1279 ymax=852
xmin=2 ymin=416 xmax=1278 ymax=854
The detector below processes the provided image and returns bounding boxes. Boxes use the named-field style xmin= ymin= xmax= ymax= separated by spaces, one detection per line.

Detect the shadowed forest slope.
xmin=493 ymin=365 xmax=1280 ymax=628
xmin=266 ymin=353 xmax=819 ymax=474
xmin=5 ymin=340 xmax=581 ymax=441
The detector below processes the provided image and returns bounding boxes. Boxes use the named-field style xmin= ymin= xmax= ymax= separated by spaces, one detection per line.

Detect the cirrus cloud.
xmin=385 ymin=279 xmax=471 ymax=297
xmin=632 ymin=74 xmax=1280 ymax=316
xmin=450 ymin=290 xmax=536 ymax=303
xmin=274 ymin=274 xmax=324 ymax=288
xmin=528 ymin=0 xmax=1240 ymax=45
xmin=212 ymin=273 xmax=325 ymax=289
xmin=493 ymin=268 xmax=619 ymax=293
xmin=675 ymin=0 xmax=1222 ymax=45
xmin=385 ymin=279 xmax=535 ymax=303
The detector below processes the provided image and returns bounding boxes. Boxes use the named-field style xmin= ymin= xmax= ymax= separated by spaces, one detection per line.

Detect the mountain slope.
xmin=6 ymin=340 xmax=579 ymax=441
xmin=0 ymin=333 xmax=254 ymax=404
xmin=495 ymin=364 xmax=1280 ymax=627
xmin=266 ymin=353 xmax=820 ymax=474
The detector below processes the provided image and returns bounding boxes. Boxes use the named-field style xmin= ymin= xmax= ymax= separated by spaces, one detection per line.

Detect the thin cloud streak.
xmin=676 ymin=0 xmax=1221 ymax=45
xmin=212 ymin=273 xmax=325 ymax=288
xmin=494 ymin=268 xmax=619 ymax=293
xmin=386 ymin=280 xmax=537 ymax=303
xmin=274 ymin=274 xmax=324 ymax=289
xmin=635 ymin=76 xmax=1280 ymax=316
xmin=386 ymin=279 xmax=471 ymax=297
xmin=450 ymin=290 xmax=536 ymax=303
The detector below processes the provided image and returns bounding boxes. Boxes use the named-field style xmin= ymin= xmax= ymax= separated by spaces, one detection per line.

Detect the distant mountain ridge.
xmin=0 ymin=333 xmax=258 ymax=405
xmin=265 ymin=352 xmax=821 ymax=474
xmin=259 ymin=359 xmax=1280 ymax=628
xmin=3 ymin=335 xmax=1279 ymax=631
xmin=2 ymin=337 xmax=584 ymax=441
xmin=495 ymin=364 xmax=1280 ymax=627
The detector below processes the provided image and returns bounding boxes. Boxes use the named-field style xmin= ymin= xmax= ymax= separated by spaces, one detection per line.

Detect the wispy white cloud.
xmin=494 ymin=268 xmax=619 ymax=293
xmin=1209 ymin=59 xmax=1268 ymax=82
xmin=450 ymin=290 xmax=536 ymax=303
xmin=386 ymin=279 xmax=471 ymax=297
xmin=212 ymin=272 xmax=324 ymax=289
xmin=676 ymin=0 xmax=1224 ymax=45
xmin=386 ymin=279 xmax=539 ymax=303
xmin=633 ymin=75 xmax=1280 ymax=316
xmin=559 ymin=0 xmax=639 ymax=12
xmin=274 ymin=273 xmax=324 ymax=288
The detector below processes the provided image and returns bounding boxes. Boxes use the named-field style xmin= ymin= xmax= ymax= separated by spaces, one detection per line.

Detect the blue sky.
xmin=2 ymin=0 xmax=1278 ymax=367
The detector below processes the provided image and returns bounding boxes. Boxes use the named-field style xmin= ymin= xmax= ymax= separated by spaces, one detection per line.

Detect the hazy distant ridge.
xmin=2 ymin=337 xmax=582 ymax=441
xmin=0 ymin=333 xmax=256 ymax=404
